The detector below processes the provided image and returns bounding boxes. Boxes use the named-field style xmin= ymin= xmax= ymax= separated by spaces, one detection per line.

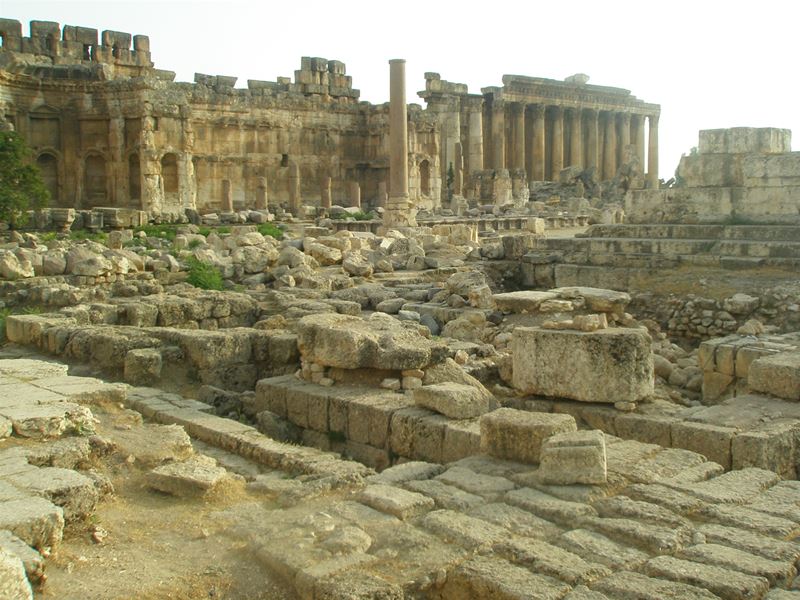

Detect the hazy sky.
xmin=4 ymin=0 xmax=798 ymax=178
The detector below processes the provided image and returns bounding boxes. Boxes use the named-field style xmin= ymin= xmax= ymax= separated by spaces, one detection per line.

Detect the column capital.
xmin=511 ymin=101 xmax=526 ymax=114
xmin=620 ymin=112 xmax=631 ymax=125
xmin=492 ymin=99 xmax=506 ymax=111
xmin=464 ymin=96 xmax=484 ymax=110
xmin=532 ymin=103 xmax=546 ymax=118
xmin=551 ymin=105 xmax=564 ymax=117
xmin=649 ymin=113 xmax=660 ymax=126
xmin=584 ymin=107 xmax=598 ymax=119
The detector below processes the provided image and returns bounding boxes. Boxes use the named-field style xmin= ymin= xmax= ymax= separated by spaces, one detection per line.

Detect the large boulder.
xmin=297 ymin=313 xmax=448 ymax=370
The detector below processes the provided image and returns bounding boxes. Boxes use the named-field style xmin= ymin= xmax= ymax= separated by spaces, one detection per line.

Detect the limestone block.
xmin=124 ymin=348 xmax=162 ymax=385
xmin=0 ymin=496 xmax=64 ymax=550
xmin=748 ymin=351 xmax=800 ymax=400
xmin=357 ymin=484 xmax=434 ymax=520
xmin=698 ymin=127 xmax=791 ymax=154
xmin=442 ymin=555 xmax=570 ymax=600
xmin=414 ymin=383 xmax=490 ymax=419
xmin=8 ymin=467 xmax=98 ymax=521
xmin=671 ymin=421 xmax=736 ymax=469
xmin=511 ymin=327 xmax=653 ymax=404
xmin=442 ymin=420 xmax=481 ymax=463
xmin=146 ymin=455 xmax=227 ymax=497
xmin=731 ymin=422 xmax=798 ymax=479
xmin=492 ymin=291 xmax=558 ymax=313
xmin=702 ymin=371 xmax=736 ymax=404
xmin=538 ymin=430 xmax=607 ymax=485
xmin=0 ymin=547 xmax=32 ymax=600
xmin=2 ymin=402 xmax=95 ymax=439
xmin=553 ymin=287 xmax=631 ymax=315
xmin=480 ymin=408 xmax=577 ymax=464
xmin=297 ymin=313 xmax=447 ymax=370
xmin=0 ymin=530 xmax=43 ymax=584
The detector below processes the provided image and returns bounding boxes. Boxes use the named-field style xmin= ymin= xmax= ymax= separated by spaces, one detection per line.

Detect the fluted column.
xmin=512 ymin=102 xmax=525 ymax=170
xmin=647 ymin=114 xmax=659 ymax=188
xmin=532 ymin=104 xmax=546 ymax=181
xmin=492 ymin=99 xmax=506 ymax=170
xmin=603 ymin=112 xmax=617 ymax=179
xmin=467 ymin=99 xmax=484 ymax=173
xmin=550 ymin=106 xmax=564 ymax=177
xmin=586 ymin=109 xmax=599 ymax=170
xmin=633 ymin=115 xmax=646 ymax=170
xmin=569 ymin=108 xmax=583 ymax=168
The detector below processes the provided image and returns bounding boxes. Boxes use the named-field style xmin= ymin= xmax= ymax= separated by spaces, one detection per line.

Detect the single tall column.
xmin=512 ymin=102 xmax=525 ymax=171
xmin=377 ymin=181 xmax=388 ymax=207
xmin=633 ymin=115 xmax=646 ymax=171
xmin=569 ymin=108 xmax=583 ymax=169
xmin=349 ymin=181 xmax=361 ymax=208
xmin=532 ymin=104 xmax=546 ymax=181
xmin=454 ymin=142 xmax=464 ymax=196
xmin=320 ymin=176 xmax=331 ymax=209
xmin=620 ymin=113 xmax=631 ymax=156
xmin=550 ymin=106 xmax=564 ymax=177
xmin=603 ymin=112 xmax=617 ymax=179
xmin=288 ymin=163 xmax=301 ymax=215
xmin=467 ymin=101 xmax=484 ymax=173
xmin=492 ymin=99 xmax=506 ymax=170
xmin=256 ymin=176 xmax=268 ymax=210
xmin=221 ymin=179 xmax=233 ymax=212
xmin=586 ymin=109 xmax=599 ymax=170
xmin=384 ymin=58 xmax=416 ymax=227
xmin=647 ymin=114 xmax=659 ymax=188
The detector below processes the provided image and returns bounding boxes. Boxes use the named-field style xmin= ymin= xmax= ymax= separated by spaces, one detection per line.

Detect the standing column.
xmin=492 ymin=99 xmax=506 ymax=170
xmin=532 ymin=104 xmax=546 ymax=181
xmin=647 ymin=114 xmax=659 ymax=188
xmin=288 ymin=163 xmax=301 ymax=215
xmin=467 ymin=99 xmax=484 ymax=173
xmin=384 ymin=58 xmax=416 ymax=227
xmin=633 ymin=115 xmax=646 ymax=171
xmin=377 ymin=181 xmax=387 ymax=207
xmin=221 ymin=179 xmax=233 ymax=212
xmin=512 ymin=103 xmax=525 ymax=170
xmin=349 ymin=181 xmax=361 ymax=208
xmin=620 ymin=113 xmax=631 ymax=154
xmin=453 ymin=142 xmax=464 ymax=196
xmin=320 ymin=176 xmax=331 ymax=209
xmin=256 ymin=176 xmax=268 ymax=210
xmin=550 ymin=106 xmax=564 ymax=177
xmin=586 ymin=109 xmax=599 ymax=170
xmin=603 ymin=112 xmax=617 ymax=179
xmin=569 ymin=108 xmax=583 ymax=168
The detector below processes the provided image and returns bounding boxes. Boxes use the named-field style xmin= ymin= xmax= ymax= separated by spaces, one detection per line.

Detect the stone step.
xmin=679 ymin=542 xmax=797 ymax=587
xmin=441 ymin=555 xmax=571 ymax=600
xmin=642 ymin=555 xmax=771 ymax=600
xmin=578 ymin=515 xmax=693 ymax=554
xmin=580 ymin=223 xmax=800 ymax=242
xmin=495 ymin=536 xmax=611 ymax=586
xmin=555 ymin=528 xmax=650 ymax=570
xmin=504 ymin=487 xmax=597 ymax=526
xmin=590 ymin=570 xmax=719 ymax=600
xmin=697 ymin=523 xmax=800 ymax=563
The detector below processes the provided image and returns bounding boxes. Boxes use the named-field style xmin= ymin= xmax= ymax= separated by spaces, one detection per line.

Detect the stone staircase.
xmin=523 ymin=223 xmax=800 ymax=290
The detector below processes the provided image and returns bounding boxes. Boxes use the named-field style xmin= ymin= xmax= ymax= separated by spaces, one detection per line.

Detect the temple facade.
xmin=0 ymin=18 xmax=659 ymax=219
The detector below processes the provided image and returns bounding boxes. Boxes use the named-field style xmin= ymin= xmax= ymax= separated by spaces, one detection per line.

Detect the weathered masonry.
xmin=0 ymin=18 xmax=659 ymax=218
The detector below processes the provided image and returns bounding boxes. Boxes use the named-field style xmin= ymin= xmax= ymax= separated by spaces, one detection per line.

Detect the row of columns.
xmin=478 ymin=101 xmax=659 ymax=187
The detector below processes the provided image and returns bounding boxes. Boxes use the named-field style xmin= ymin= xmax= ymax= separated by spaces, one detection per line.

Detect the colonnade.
xmin=476 ymin=100 xmax=659 ymax=187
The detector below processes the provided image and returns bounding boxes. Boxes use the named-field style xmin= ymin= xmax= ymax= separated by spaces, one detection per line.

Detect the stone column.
xmin=586 ymin=109 xmax=599 ymax=170
xmin=550 ymin=106 xmax=564 ymax=178
xmin=320 ymin=176 xmax=331 ymax=209
xmin=377 ymin=181 xmax=388 ymax=207
xmin=467 ymin=99 xmax=484 ymax=173
xmin=647 ymin=114 xmax=659 ymax=188
xmin=603 ymin=112 xmax=617 ymax=179
xmin=512 ymin=102 xmax=525 ymax=170
xmin=620 ymin=113 xmax=631 ymax=159
xmin=288 ymin=163 xmax=301 ymax=215
xmin=569 ymin=108 xmax=583 ymax=169
xmin=349 ymin=181 xmax=361 ymax=208
xmin=383 ymin=58 xmax=416 ymax=227
xmin=454 ymin=142 xmax=464 ymax=196
xmin=221 ymin=179 xmax=233 ymax=212
xmin=256 ymin=177 xmax=268 ymax=210
xmin=633 ymin=115 xmax=646 ymax=171
xmin=492 ymin=99 xmax=506 ymax=170
xmin=532 ymin=104 xmax=546 ymax=181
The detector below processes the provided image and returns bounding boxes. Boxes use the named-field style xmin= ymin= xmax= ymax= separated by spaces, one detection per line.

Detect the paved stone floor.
xmin=1 ymin=354 xmax=800 ymax=599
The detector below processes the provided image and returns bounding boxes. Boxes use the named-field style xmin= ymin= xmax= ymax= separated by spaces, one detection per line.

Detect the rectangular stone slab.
xmin=511 ymin=327 xmax=653 ymax=403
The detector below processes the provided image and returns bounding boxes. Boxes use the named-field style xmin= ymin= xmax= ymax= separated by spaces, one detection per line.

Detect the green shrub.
xmin=135 ymin=224 xmax=177 ymax=241
xmin=187 ymin=238 xmax=204 ymax=250
xmin=68 ymin=230 xmax=107 ymax=243
xmin=257 ymin=222 xmax=283 ymax=239
xmin=40 ymin=231 xmax=58 ymax=242
xmin=185 ymin=258 xmax=224 ymax=290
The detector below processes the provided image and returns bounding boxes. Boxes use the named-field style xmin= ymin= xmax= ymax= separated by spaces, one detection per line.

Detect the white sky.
xmin=4 ymin=0 xmax=799 ymax=179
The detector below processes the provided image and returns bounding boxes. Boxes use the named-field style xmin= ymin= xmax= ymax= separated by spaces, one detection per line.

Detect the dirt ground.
xmin=32 ymin=404 xmax=297 ymax=600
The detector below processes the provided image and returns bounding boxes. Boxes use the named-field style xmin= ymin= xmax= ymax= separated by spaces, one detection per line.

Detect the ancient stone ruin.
xmin=1 ymin=15 xmax=800 ymax=600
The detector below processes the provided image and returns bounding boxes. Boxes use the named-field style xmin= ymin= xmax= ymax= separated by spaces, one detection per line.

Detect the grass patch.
xmin=134 ymin=224 xmax=178 ymax=241
xmin=330 ymin=210 xmax=376 ymax=221
xmin=256 ymin=222 xmax=283 ymax=239
xmin=185 ymin=258 xmax=224 ymax=290
xmin=0 ymin=308 xmax=11 ymax=343
xmin=40 ymin=231 xmax=58 ymax=242
xmin=69 ymin=230 xmax=107 ymax=243
xmin=187 ymin=238 xmax=204 ymax=250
